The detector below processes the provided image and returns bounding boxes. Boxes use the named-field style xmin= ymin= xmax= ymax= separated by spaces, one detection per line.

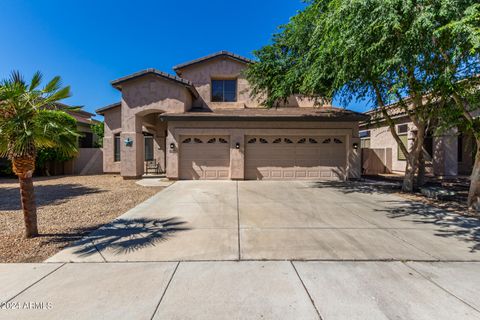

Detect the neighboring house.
xmin=96 ymin=51 xmax=367 ymax=180
xmin=0 ymin=106 xmax=103 ymax=176
xmin=62 ymin=107 xmax=104 ymax=175
xmin=359 ymin=104 xmax=475 ymax=177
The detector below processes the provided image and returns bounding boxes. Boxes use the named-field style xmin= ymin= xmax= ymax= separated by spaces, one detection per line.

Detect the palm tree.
xmin=0 ymin=71 xmax=79 ymax=238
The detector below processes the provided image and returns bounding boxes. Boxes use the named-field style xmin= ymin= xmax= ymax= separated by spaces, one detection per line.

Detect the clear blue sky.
xmin=0 ymin=0 xmax=368 ymax=117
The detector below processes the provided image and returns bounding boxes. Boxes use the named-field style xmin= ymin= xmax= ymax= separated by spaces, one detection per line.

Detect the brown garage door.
xmin=180 ymin=136 xmax=230 ymax=180
xmin=245 ymin=136 xmax=347 ymax=180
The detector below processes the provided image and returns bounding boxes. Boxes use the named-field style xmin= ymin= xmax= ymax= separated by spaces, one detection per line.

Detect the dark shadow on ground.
xmin=377 ymin=201 xmax=480 ymax=252
xmin=311 ymin=180 xmax=480 ymax=252
xmin=310 ymin=179 xmax=401 ymax=194
xmin=0 ymin=184 xmax=102 ymax=210
xmin=43 ymin=217 xmax=190 ymax=256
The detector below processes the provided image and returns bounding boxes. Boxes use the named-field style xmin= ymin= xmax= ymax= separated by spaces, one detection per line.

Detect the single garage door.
xmin=245 ymin=136 xmax=347 ymax=180
xmin=180 ymin=136 xmax=230 ymax=180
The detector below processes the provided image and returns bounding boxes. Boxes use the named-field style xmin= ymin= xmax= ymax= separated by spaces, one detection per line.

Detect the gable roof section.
xmin=110 ymin=68 xmax=199 ymax=98
xmin=173 ymin=51 xmax=254 ymax=72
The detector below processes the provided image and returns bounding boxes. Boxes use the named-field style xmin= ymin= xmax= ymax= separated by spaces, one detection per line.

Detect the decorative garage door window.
xmin=182 ymin=137 xmax=229 ymax=144
xmin=248 ymin=137 xmax=325 ymax=144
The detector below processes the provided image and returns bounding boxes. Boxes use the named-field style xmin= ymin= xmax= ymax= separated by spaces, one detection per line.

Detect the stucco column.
xmin=121 ymin=115 xmax=144 ymax=178
xmin=433 ymin=129 xmax=458 ymax=177
xmin=154 ymin=120 xmax=167 ymax=173
xmin=102 ymin=136 xmax=113 ymax=173
xmin=348 ymin=136 xmax=361 ymax=179
xmin=230 ymin=130 xmax=245 ymax=180
xmin=165 ymin=126 xmax=179 ymax=179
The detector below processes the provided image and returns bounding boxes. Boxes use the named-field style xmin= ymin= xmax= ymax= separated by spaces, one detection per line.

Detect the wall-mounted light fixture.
xmin=352 ymin=142 xmax=359 ymax=150
xmin=170 ymin=143 xmax=175 ymax=150
xmin=124 ymin=137 xmax=133 ymax=147
xmin=235 ymin=142 xmax=240 ymax=149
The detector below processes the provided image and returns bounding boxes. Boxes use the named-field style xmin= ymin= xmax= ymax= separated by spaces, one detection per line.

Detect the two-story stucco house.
xmin=96 ymin=51 xmax=367 ymax=180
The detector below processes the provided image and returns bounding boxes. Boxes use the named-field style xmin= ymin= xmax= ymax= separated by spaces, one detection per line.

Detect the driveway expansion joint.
xmin=5 ymin=263 xmax=66 ymax=303
xmin=290 ymin=261 xmax=324 ymax=320
xmin=149 ymin=261 xmax=180 ymax=320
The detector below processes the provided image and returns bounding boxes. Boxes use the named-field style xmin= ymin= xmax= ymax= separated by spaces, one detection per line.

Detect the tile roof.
xmin=173 ymin=51 xmax=254 ymax=71
xmin=159 ymin=107 xmax=368 ymax=122
xmin=95 ymin=102 xmax=121 ymax=114
xmin=110 ymin=69 xmax=199 ymax=98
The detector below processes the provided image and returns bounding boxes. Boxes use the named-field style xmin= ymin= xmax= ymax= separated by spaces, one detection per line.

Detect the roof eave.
xmin=110 ymin=69 xmax=199 ymax=99
xmin=173 ymin=50 xmax=254 ymax=72
xmin=159 ymin=114 xmax=368 ymax=122
xmin=96 ymin=102 xmax=121 ymax=115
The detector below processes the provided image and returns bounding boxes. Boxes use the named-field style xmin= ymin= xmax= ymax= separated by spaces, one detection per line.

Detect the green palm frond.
xmin=34 ymin=110 xmax=79 ymax=157
xmin=0 ymin=71 xmax=78 ymax=161
xmin=29 ymin=71 xmax=43 ymax=91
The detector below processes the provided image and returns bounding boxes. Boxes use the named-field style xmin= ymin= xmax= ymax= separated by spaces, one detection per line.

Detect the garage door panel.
xmin=245 ymin=136 xmax=347 ymax=181
xmin=180 ymin=136 xmax=230 ymax=180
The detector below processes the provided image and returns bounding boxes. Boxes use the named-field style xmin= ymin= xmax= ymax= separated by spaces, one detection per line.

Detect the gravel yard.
xmin=0 ymin=175 xmax=164 ymax=263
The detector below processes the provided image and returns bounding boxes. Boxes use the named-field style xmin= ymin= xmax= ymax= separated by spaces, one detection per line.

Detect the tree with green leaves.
xmin=430 ymin=3 xmax=480 ymax=211
xmin=246 ymin=0 xmax=480 ymax=202
xmin=90 ymin=122 xmax=104 ymax=147
xmin=0 ymin=71 xmax=79 ymax=237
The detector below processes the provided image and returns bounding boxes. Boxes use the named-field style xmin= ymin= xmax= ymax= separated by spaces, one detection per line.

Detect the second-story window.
xmin=211 ymin=79 xmax=237 ymax=102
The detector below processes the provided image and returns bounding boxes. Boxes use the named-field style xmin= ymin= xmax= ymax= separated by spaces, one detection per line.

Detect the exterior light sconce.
xmin=235 ymin=142 xmax=240 ymax=149
xmin=124 ymin=137 xmax=133 ymax=147
xmin=170 ymin=143 xmax=175 ymax=150
xmin=352 ymin=142 xmax=359 ymax=150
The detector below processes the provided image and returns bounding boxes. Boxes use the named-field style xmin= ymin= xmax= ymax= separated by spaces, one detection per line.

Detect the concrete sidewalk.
xmin=1 ymin=261 xmax=479 ymax=320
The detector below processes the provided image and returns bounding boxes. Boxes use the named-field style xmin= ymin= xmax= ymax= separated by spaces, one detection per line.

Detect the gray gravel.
xmin=0 ymin=175 xmax=163 ymax=262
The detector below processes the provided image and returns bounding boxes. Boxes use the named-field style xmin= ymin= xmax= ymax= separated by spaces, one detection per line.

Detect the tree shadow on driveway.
xmin=379 ymin=201 xmax=480 ymax=252
xmin=311 ymin=180 xmax=480 ymax=252
xmin=44 ymin=217 xmax=190 ymax=257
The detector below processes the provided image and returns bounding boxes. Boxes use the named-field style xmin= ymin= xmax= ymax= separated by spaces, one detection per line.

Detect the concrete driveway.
xmin=3 ymin=181 xmax=480 ymax=319
xmin=47 ymin=180 xmax=480 ymax=262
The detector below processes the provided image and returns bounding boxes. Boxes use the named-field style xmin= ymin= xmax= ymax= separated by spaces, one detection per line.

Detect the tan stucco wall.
xmin=177 ymin=58 xmax=255 ymax=109
xmin=177 ymin=58 xmax=319 ymax=110
xmin=367 ymin=122 xmax=413 ymax=173
xmin=115 ymin=75 xmax=193 ymax=177
xmin=102 ymin=107 xmax=122 ymax=173
xmin=166 ymin=120 xmax=360 ymax=180
xmin=362 ymin=119 xmax=472 ymax=176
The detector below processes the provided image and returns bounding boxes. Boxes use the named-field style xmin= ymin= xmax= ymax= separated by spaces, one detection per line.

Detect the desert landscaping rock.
xmin=0 ymin=175 xmax=163 ymax=262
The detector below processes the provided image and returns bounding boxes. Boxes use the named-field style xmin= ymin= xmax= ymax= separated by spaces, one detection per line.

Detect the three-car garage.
xmin=178 ymin=134 xmax=348 ymax=181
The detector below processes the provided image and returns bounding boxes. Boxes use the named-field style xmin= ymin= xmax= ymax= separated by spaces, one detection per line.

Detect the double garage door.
xmin=179 ymin=135 xmax=346 ymax=180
